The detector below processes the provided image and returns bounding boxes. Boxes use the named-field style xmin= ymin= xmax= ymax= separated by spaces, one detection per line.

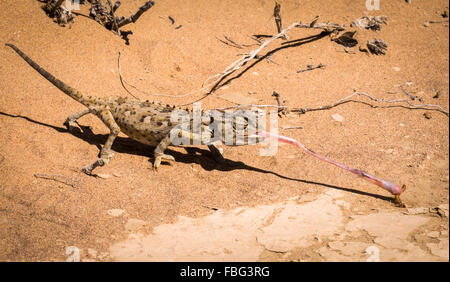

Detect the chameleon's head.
xmin=208 ymin=108 xmax=266 ymax=146
xmin=230 ymin=108 xmax=265 ymax=129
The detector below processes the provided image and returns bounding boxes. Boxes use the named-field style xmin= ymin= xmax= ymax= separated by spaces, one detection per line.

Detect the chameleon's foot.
xmin=82 ymin=165 xmax=94 ymax=175
xmin=153 ymin=154 xmax=175 ymax=171
xmin=82 ymin=158 xmax=105 ymax=175
xmin=64 ymin=109 xmax=91 ymax=132
xmin=393 ymin=185 xmax=407 ymax=208
xmin=394 ymin=195 xmax=406 ymax=208
xmin=82 ymin=149 xmax=114 ymax=175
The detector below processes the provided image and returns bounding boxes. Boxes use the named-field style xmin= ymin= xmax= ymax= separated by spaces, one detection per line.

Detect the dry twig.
xmin=297 ymin=63 xmax=325 ymax=73
xmin=34 ymin=173 xmax=80 ymax=189
xmin=290 ymin=91 xmax=449 ymax=116
xmin=273 ymin=2 xmax=287 ymax=40
xmin=282 ymin=126 xmax=303 ymax=130
xmin=272 ymin=91 xmax=287 ymax=116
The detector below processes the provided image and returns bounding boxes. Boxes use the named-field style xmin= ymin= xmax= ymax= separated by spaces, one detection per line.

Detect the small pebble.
xmin=331 ymin=113 xmax=345 ymax=122
xmin=427 ymin=231 xmax=440 ymax=238
xmin=423 ymin=112 xmax=432 ymax=119
xmin=393 ymin=66 xmax=401 ymax=72
xmin=96 ymin=173 xmax=111 ymax=179
xmin=107 ymin=209 xmax=125 ymax=217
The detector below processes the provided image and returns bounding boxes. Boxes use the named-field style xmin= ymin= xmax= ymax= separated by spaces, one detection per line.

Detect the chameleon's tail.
xmin=5 ymin=43 xmax=88 ymax=106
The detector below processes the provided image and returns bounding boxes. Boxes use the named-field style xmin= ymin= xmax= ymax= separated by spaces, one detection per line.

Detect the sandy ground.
xmin=0 ymin=0 xmax=448 ymax=262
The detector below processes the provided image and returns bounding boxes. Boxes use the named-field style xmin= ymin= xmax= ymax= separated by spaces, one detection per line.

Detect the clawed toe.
xmin=163 ymin=155 xmax=175 ymax=162
xmin=82 ymin=158 xmax=105 ymax=175
xmin=82 ymin=165 xmax=93 ymax=175
xmin=153 ymin=154 xmax=175 ymax=171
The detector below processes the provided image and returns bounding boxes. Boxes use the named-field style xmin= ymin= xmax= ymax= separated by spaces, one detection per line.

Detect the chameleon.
xmin=5 ymin=43 xmax=407 ymax=206
xmin=5 ymin=43 xmax=264 ymax=175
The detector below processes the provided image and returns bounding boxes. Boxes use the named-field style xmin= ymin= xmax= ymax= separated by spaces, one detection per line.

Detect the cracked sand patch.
xmin=109 ymin=203 xmax=281 ymax=261
xmin=108 ymin=197 xmax=447 ymax=262
xmin=345 ymin=212 xmax=429 ymax=239
xmin=256 ymin=195 xmax=342 ymax=252
xmin=109 ymin=196 xmax=343 ymax=261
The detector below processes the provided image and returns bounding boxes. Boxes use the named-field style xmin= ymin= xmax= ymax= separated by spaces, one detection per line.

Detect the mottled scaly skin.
xmin=6 ymin=43 xmax=262 ymax=174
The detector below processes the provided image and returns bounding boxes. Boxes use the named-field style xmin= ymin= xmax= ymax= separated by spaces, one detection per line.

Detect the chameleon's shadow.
xmin=0 ymin=111 xmax=395 ymax=204
xmin=176 ymin=147 xmax=394 ymax=203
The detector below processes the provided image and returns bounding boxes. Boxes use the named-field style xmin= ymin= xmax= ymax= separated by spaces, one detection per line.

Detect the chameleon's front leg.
xmin=152 ymin=129 xmax=225 ymax=171
xmin=82 ymin=110 xmax=120 ymax=175
xmin=153 ymin=135 xmax=175 ymax=171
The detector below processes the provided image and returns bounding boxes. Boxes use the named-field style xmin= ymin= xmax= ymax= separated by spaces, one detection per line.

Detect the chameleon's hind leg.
xmin=64 ymin=109 xmax=90 ymax=131
xmin=153 ymin=135 xmax=176 ymax=171
xmin=82 ymin=110 xmax=120 ymax=175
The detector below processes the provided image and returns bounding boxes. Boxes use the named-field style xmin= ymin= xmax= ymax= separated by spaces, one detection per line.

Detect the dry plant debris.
xmin=41 ymin=0 xmax=155 ymax=44
xmin=351 ymin=15 xmax=388 ymax=31
xmin=367 ymin=38 xmax=388 ymax=55
xmin=333 ymin=31 xmax=358 ymax=47
xmin=42 ymin=0 xmax=75 ymax=27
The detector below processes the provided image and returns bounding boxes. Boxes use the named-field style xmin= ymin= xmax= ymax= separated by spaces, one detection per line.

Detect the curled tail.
xmin=5 ymin=43 xmax=88 ymax=105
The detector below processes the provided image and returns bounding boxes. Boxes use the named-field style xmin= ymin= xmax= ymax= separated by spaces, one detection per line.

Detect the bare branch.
xmin=290 ymin=91 xmax=449 ymax=116
xmin=273 ymin=2 xmax=287 ymax=40
xmin=117 ymin=0 xmax=155 ymax=28
xmin=34 ymin=173 xmax=80 ymax=189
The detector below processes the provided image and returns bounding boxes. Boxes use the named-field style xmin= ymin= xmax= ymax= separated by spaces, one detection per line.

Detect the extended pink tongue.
xmin=257 ymin=131 xmax=406 ymax=206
